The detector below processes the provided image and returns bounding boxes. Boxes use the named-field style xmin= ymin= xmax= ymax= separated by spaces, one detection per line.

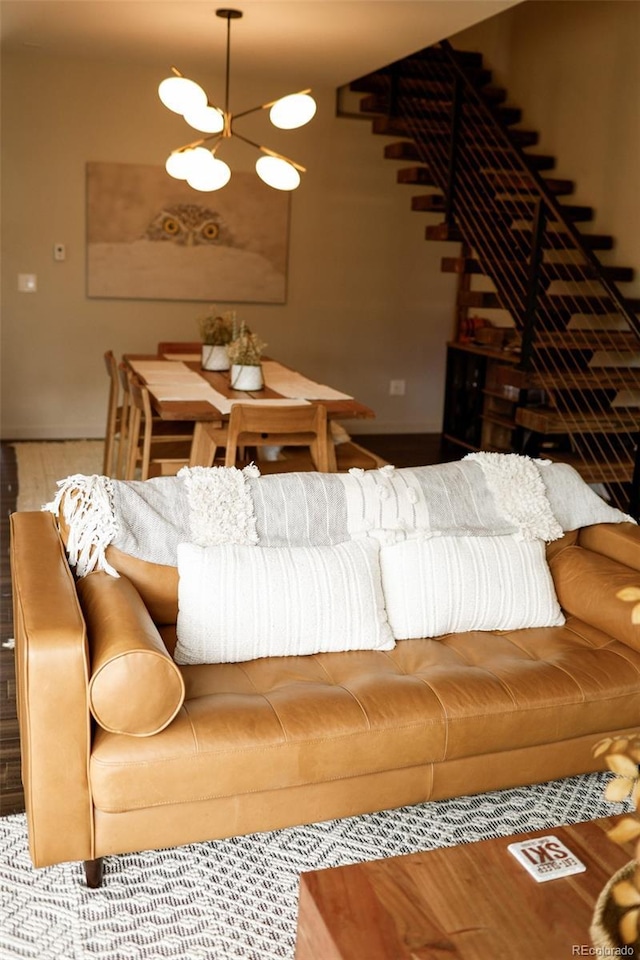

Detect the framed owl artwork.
xmin=86 ymin=162 xmax=290 ymax=303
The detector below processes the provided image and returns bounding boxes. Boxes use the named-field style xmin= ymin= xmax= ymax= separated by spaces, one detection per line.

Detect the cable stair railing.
xmin=346 ymin=41 xmax=640 ymax=516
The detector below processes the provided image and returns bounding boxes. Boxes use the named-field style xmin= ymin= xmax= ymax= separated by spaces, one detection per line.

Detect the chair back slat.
xmin=225 ymin=404 xmax=330 ymax=472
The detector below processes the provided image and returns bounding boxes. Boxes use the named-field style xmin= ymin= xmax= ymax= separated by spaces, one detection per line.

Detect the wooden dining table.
xmin=124 ymin=349 xmax=375 ymax=471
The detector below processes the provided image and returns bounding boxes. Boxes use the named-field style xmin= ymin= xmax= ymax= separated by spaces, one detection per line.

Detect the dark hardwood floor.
xmin=1 ymin=443 xmax=22 ymax=815
xmin=351 ymin=433 xmax=449 ymax=469
xmin=0 ymin=434 xmax=448 ymax=817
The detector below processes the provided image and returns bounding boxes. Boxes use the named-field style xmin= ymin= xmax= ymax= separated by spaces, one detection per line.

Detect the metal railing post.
xmin=520 ymin=197 xmax=547 ymax=371
xmin=444 ymin=76 xmax=463 ymax=227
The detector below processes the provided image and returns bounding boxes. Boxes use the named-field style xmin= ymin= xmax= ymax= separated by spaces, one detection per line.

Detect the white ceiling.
xmin=0 ymin=0 xmax=522 ymax=88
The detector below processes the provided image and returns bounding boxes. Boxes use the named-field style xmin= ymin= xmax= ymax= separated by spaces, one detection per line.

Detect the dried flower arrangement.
xmin=593 ymin=733 xmax=640 ymax=946
xmin=227 ymin=322 xmax=267 ymax=367
xmin=197 ymin=308 xmax=235 ymax=346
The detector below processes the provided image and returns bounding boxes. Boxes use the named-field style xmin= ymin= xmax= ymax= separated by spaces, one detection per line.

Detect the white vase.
xmin=230 ymin=364 xmax=264 ymax=391
xmin=201 ymin=344 xmax=230 ymax=371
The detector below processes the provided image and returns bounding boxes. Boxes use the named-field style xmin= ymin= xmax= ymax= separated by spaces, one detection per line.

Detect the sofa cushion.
xmin=89 ymin=618 xmax=640 ymax=814
xmin=379 ymin=536 xmax=565 ymax=640
xmin=174 ymin=538 xmax=395 ymax=664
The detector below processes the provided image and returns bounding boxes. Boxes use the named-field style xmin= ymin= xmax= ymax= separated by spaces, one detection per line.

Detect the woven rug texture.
xmin=12 ymin=440 xmax=104 ymax=512
xmin=0 ymin=773 xmax=626 ymax=960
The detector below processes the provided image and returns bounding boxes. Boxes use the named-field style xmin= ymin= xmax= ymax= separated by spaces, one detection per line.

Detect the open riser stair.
xmin=346 ymin=42 xmax=640 ymax=515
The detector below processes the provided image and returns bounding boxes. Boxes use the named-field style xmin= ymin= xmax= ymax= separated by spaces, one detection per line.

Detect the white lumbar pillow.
xmin=175 ymin=538 xmax=395 ymax=664
xmin=379 ymin=535 xmax=565 ymax=640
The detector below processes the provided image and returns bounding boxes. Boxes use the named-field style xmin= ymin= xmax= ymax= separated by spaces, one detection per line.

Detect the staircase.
xmin=344 ymin=42 xmax=640 ymax=516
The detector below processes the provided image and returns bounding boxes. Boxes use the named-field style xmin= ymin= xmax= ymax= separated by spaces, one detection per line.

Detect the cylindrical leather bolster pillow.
xmin=77 ymin=572 xmax=185 ymax=736
xmin=549 ymin=545 xmax=640 ymax=652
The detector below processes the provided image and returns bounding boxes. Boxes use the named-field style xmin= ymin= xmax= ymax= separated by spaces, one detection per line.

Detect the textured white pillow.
xmin=175 ymin=538 xmax=395 ymax=664
xmin=380 ymin=536 xmax=565 ymax=640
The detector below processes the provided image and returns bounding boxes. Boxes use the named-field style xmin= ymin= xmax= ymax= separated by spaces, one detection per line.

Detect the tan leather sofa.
xmin=10 ymin=510 xmax=640 ymax=888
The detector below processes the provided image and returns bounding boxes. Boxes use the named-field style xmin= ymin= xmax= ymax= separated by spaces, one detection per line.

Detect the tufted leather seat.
xmin=90 ymin=618 xmax=640 ymax=816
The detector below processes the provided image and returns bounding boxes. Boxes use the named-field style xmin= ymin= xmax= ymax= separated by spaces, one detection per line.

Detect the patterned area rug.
xmin=1 ymin=773 xmax=625 ymax=959
xmin=12 ymin=440 xmax=104 ymax=511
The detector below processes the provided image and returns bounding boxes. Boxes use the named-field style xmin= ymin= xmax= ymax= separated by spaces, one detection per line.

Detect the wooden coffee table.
xmin=295 ymin=816 xmax=634 ymax=959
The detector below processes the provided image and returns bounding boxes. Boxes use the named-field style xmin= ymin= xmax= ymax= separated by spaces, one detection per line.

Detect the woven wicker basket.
xmin=590 ymin=860 xmax=639 ymax=957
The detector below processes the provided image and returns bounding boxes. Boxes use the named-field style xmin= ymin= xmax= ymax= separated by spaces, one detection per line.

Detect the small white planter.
xmin=201 ymin=344 xmax=230 ymax=371
xmin=230 ymin=364 xmax=264 ymax=391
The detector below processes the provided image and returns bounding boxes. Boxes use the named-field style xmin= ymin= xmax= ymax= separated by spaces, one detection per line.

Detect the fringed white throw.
xmin=45 ymin=474 xmax=119 ymax=578
xmin=44 ymin=455 xmax=635 ymax=577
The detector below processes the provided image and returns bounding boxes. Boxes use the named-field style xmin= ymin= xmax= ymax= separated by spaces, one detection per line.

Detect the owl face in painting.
xmin=143 ymin=204 xmax=234 ymax=247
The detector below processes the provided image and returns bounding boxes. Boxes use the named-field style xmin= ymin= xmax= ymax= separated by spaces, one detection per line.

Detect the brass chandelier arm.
xmin=170 ymin=133 xmax=224 ymax=154
xmin=232 ymin=132 xmax=307 ymax=172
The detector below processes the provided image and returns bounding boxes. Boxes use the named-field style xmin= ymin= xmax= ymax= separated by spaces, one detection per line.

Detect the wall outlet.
xmin=389 ymin=379 xmax=406 ymax=396
xmin=53 ymin=243 xmax=66 ymax=261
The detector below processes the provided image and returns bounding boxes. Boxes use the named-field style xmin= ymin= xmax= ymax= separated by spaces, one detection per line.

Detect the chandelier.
xmin=159 ymin=8 xmax=316 ymax=192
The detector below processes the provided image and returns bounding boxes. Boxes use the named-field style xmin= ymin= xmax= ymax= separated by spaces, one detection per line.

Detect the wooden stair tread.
xmin=510 ymin=227 xmax=614 ymax=251
xmin=372 ymin=115 xmax=540 ymax=147
xmin=457 ymin=289 xmax=640 ymax=317
xmin=425 ymin=221 xmax=613 ymax=252
xmin=396 ymin=166 xmax=437 ymax=186
xmin=360 ymin=94 xmax=523 ymax=127
xmin=350 ymin=76 xmax=507 ymax=104
xmin=534 ymin=330 xmax=640 ymax=351
xmin=500 ymin=368 xmax=640 ymax=391
xmin=487 ymin=172 xmax=574 ymax=196
xmin=384 ymin=142 xmax=422 ymax=161
xmin=441 ymin=257 xmax=634 ymax=284
xmin=515 ymin=406 xmax=639 ymax=433
xmin=412 ymin=193 xmax=594 ymax=221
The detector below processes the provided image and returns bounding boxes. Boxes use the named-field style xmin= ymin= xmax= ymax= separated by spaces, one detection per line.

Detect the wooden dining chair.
xmin=124 ymin=373 xmax=195 ymax=480
xmin=102 ymin=351 xmax=127 ymax=478
xmin=224 ymin=403 xmax=331 ymax=472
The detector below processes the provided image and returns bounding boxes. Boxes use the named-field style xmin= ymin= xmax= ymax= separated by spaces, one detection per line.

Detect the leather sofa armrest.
xmin=577 ymin=522 xmax=640 ymax=572
xmin=10 ymin=511 xmax=94 ymax=868
xmin=77 ymin=573 xmax=185 ymax=736
xmin=549 ymin=543 xmax=640 ymax=652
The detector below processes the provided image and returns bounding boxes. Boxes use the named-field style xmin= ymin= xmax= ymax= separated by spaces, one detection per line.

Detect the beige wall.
xmin=1 ymin=51 xmax=457 ymax=439
xmin=454 ymin=0 xmax=640 ymax=298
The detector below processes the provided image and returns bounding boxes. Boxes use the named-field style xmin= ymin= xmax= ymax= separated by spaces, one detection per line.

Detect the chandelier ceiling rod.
xmin=159 ymin=8 xmax=316 ymax=192
xmin=219 ymin=8 xmax=240 ymax=119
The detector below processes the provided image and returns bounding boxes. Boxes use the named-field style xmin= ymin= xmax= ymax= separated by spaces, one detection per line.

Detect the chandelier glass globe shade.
xmin=255 ymin=156 xmax=301 ymax=191
xmin=158 ymin=76 xmax=208 ymax=115
xmin=269 ymin=93 xmax=317 ymax=130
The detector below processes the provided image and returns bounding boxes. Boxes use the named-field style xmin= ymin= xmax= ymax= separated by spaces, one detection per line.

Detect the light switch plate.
xmin=18 ymin=273 xmax=37 ymax=293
